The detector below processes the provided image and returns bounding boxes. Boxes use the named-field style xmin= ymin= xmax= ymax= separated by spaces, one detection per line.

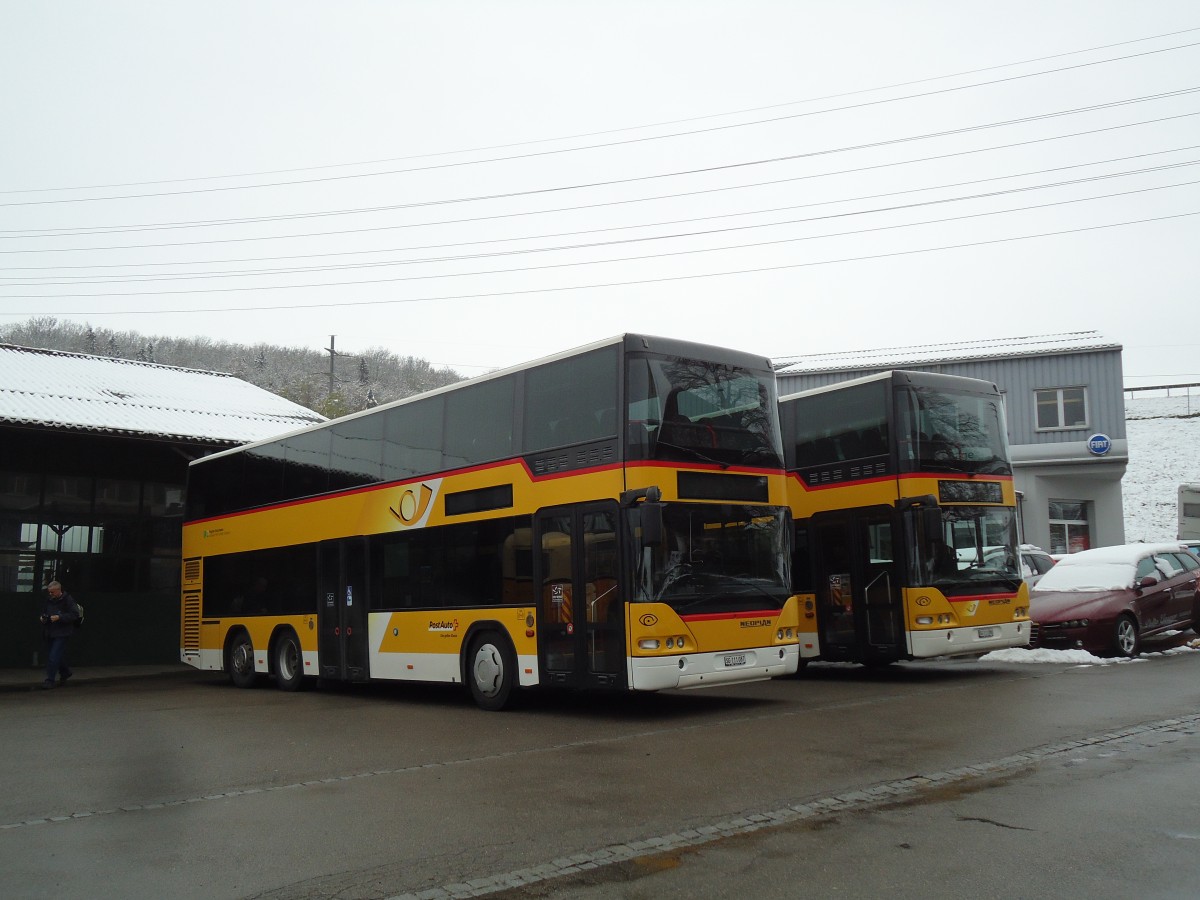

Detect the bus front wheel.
xmin=227 ymin=631 xmax=258 ymax=689
xmin=273 ymin=630 xmax=305 ymax=692
xmin=466 ymin=631 xmax=517 ymax=711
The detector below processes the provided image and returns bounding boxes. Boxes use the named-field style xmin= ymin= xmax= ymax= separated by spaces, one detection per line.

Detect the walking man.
xmin=39 ymin=580 xmax=80 ymax=689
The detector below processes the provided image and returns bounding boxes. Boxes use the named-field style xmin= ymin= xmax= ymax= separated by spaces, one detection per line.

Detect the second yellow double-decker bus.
xmin=780 ymin=370 xmax=1030 ymax=666
xmin=181 ymin=334 xmax=799 ymax=708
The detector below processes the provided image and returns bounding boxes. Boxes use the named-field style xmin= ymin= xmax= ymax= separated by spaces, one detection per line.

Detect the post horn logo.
xmin=639 ymin=613 xmax=658 ymax=626
xmin=390 ymin=482 xmax=435 ymax=526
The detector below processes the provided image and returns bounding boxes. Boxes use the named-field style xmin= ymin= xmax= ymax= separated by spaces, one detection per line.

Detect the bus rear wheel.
xmin=227 ymin=631 xmax=258 ymax=689
xmin=273 ymin=630 xmax=304 ymax=692
xmin=466 ymin=631 xmax=516 ymax=711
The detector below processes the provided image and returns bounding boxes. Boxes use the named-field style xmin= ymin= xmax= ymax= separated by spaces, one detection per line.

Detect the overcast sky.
xmin=1 ymin=2 xmax=1197 ymax=378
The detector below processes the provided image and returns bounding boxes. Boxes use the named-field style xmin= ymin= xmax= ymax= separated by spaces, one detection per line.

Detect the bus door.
xmin=534 ymin=503 xmax=625 ymax=689
xmin=318 ymin=538 xmax=369 ymax=682
xmin=811 ymin=508 xmax=903 ymax=662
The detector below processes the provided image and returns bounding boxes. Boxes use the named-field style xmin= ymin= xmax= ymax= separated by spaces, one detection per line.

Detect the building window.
xmin=1035 ymin=387 xmax=1087 ymax=430
xmin=1048 ymin=500 xmax=1090 ymax=554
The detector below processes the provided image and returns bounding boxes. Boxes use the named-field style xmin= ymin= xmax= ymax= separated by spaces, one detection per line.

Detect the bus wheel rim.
xmin=233 ymin=642 xmax=253 ymax=675
xmin=472 ymin=643 xmax=503 ymax=697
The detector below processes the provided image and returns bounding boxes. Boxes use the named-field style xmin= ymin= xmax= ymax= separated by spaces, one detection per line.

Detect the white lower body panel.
xmin=367 ymin=647 xmax=541 ymax=687
xmin=909 ymin=621 xmax=1028 ymax=658
xmin=629 ymin=644 xmax=799 ymax=691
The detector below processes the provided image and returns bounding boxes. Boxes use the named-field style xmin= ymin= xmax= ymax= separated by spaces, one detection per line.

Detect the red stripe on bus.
xmin=789 ymin=471 xmax=1013 ymax=491
xmin=679 ymin=609 xmax=782 ymax=622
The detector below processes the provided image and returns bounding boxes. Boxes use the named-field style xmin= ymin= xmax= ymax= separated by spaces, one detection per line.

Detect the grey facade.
xmin=774 ymin=332 xmax=1127 ymax=554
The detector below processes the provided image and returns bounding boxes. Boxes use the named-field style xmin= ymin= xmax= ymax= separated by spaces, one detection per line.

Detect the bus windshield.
xmin=914 ymin=505 xmax=1022 ymax=595
xmin=636 ymin=504 xmax=791 ymax=614
xmin=627 ymin=354 xmax=782 ymax=468
xmin=897 ymin=384 xmax=1011 ymax=475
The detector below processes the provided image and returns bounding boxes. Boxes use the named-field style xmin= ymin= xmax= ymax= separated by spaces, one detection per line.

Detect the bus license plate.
xmin=977 ymin=627 xmax=995 ymax=639
xmin=723 ymin=653 xmax=747 ymax=667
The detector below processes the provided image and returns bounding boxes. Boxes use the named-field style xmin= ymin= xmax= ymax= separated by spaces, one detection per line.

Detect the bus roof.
xmin=191 ymin=333 xmax=775 ymax=467
xmin=779 ymin=369 xmax=1000 ymax=403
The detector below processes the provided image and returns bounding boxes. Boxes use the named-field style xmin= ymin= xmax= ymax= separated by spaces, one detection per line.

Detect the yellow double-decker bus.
xmin=780 ymin=370 xmax=1030 ymax=666
xmin=181 ymin=334 xmax=799 ymax=709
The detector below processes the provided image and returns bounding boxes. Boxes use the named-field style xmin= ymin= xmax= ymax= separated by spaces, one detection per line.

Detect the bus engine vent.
xmin=802 ymin=461 xmax=887 ymax=486
xmin=182 ymin=592 xmax=201 ymax=658
xmin=183 ymin=557 xmax=202 ymax=587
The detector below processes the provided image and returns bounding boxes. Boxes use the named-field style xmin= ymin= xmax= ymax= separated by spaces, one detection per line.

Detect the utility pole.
xmin=324 ymin=335 xmax=347 ymax=397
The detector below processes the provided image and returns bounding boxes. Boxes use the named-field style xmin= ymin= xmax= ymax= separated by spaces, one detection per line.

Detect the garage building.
xmin=0 ymin=344 xmax=323 ymax=669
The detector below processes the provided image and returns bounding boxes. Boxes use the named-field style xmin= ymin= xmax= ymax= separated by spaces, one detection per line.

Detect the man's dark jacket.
xmin=41 ymin=592 xmax=80 ymax=639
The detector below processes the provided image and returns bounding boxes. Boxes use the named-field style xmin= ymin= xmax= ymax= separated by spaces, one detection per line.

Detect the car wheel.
xmin=273 ymin=629 xmax=305 ymax=692
xmin=466 ymin=631 xmax=517 ymax=711
xmin=1112 ymin=615 xmax=1140 ymax=658
xmin=227 ymin=630 xmax=258 ymax=688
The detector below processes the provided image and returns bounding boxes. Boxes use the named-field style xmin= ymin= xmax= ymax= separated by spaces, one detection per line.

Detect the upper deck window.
xmin=897 ymin=384 xmax=1011 ymax=476
xmin=626 ymin=354 xmax=782 ymax=468
xmin=523 ymin=346 xmax=618 ymax=452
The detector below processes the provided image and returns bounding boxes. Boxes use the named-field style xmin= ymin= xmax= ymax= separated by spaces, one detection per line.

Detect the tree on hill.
xmin=0 ymin=316 xmax=464 ymax=415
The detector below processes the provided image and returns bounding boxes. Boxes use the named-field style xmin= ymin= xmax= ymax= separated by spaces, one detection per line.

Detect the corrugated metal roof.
xmin=773 ymin=331 xmax=1121 ymax=375
xmin=0 ymin=344 xmax=325 ymax=444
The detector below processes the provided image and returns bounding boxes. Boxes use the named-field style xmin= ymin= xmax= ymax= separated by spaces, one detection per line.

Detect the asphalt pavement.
xmin=0 ymin=663 xmax=198 ymax=693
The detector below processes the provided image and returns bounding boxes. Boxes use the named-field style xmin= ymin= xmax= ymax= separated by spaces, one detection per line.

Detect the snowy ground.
xmin=1122 ymin=392 xmax=1200 ymax=543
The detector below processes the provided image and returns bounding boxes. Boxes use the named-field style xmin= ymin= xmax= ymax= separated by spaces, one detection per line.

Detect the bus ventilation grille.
xmin=183 ymin=558 xmax=202 ymax=587
xmin=182 ymin=593 xmax=201 ymax=657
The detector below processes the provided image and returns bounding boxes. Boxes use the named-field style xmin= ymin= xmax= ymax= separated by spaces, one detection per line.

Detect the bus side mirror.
xmin=641 ymin=502 xmax=664 ymax=545
xmin=921 ymin=506 xmax=942 ymax=536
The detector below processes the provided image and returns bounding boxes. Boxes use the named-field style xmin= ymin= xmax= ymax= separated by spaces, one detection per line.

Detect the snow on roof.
xmin=0 ymin=344 xmax=325 ymax=444
xmin=1052 ymin=542 xmax=1187 ymax=566
xmin=773 ymin=331 xmax=1121 ymax=375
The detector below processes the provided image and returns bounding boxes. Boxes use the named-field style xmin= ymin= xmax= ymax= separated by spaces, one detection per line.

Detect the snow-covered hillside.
xmin=1122 ymin=393 xmax=1200 ymax=543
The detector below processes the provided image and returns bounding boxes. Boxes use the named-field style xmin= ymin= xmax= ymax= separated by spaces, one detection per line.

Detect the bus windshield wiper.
xmin=656 ymin=441 xmax=729 ymax=469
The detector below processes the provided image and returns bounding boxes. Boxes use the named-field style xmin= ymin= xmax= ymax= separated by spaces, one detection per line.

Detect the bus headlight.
xmin=639 ymin=639 xmax=660 ymax=651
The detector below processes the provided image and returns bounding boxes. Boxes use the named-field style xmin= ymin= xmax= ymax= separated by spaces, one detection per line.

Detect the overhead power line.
xmin=4 ymin=107 xmax=1199 ymax=243
xmin=2 ymin=210 xmax=1196 ymax=317
xmin=1 ymin=93 xmax=1197 ymax=264
xmin=4 ymin=144 xmax=1195 ymax=273
xmin=3 ymin=163 xmax=1196 ymax=286
xmin=2 ymin=180 xmax=1196 ymax=297
xmin=2 ymin=44 xmax=1199 ymax=206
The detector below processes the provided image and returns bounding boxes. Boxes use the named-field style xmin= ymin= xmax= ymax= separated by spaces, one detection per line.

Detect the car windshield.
xmin=1032 ymin=560 xmax=1136 ymax=592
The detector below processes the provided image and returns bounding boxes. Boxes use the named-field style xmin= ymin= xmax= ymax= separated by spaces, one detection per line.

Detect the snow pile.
xmin=981 ymin=647 xmax=1123 ymax=665
xmin=981 ymin=640 xmax=1199 ymax=666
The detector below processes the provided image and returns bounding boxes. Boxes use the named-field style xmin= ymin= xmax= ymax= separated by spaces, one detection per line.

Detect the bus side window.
xmin=597 ymin=407 xmax=616 ymax=436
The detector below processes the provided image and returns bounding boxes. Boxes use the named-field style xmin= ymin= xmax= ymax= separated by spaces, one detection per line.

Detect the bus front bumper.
xmin=629 ymin=644 xmax=799 ymax=691
xmin=909 ymin=621 xmax=1029 ymax=658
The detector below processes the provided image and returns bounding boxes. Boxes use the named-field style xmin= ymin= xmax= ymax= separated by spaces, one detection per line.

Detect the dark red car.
xmin=1029 ymin=543 xmax=1200 ymax=658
